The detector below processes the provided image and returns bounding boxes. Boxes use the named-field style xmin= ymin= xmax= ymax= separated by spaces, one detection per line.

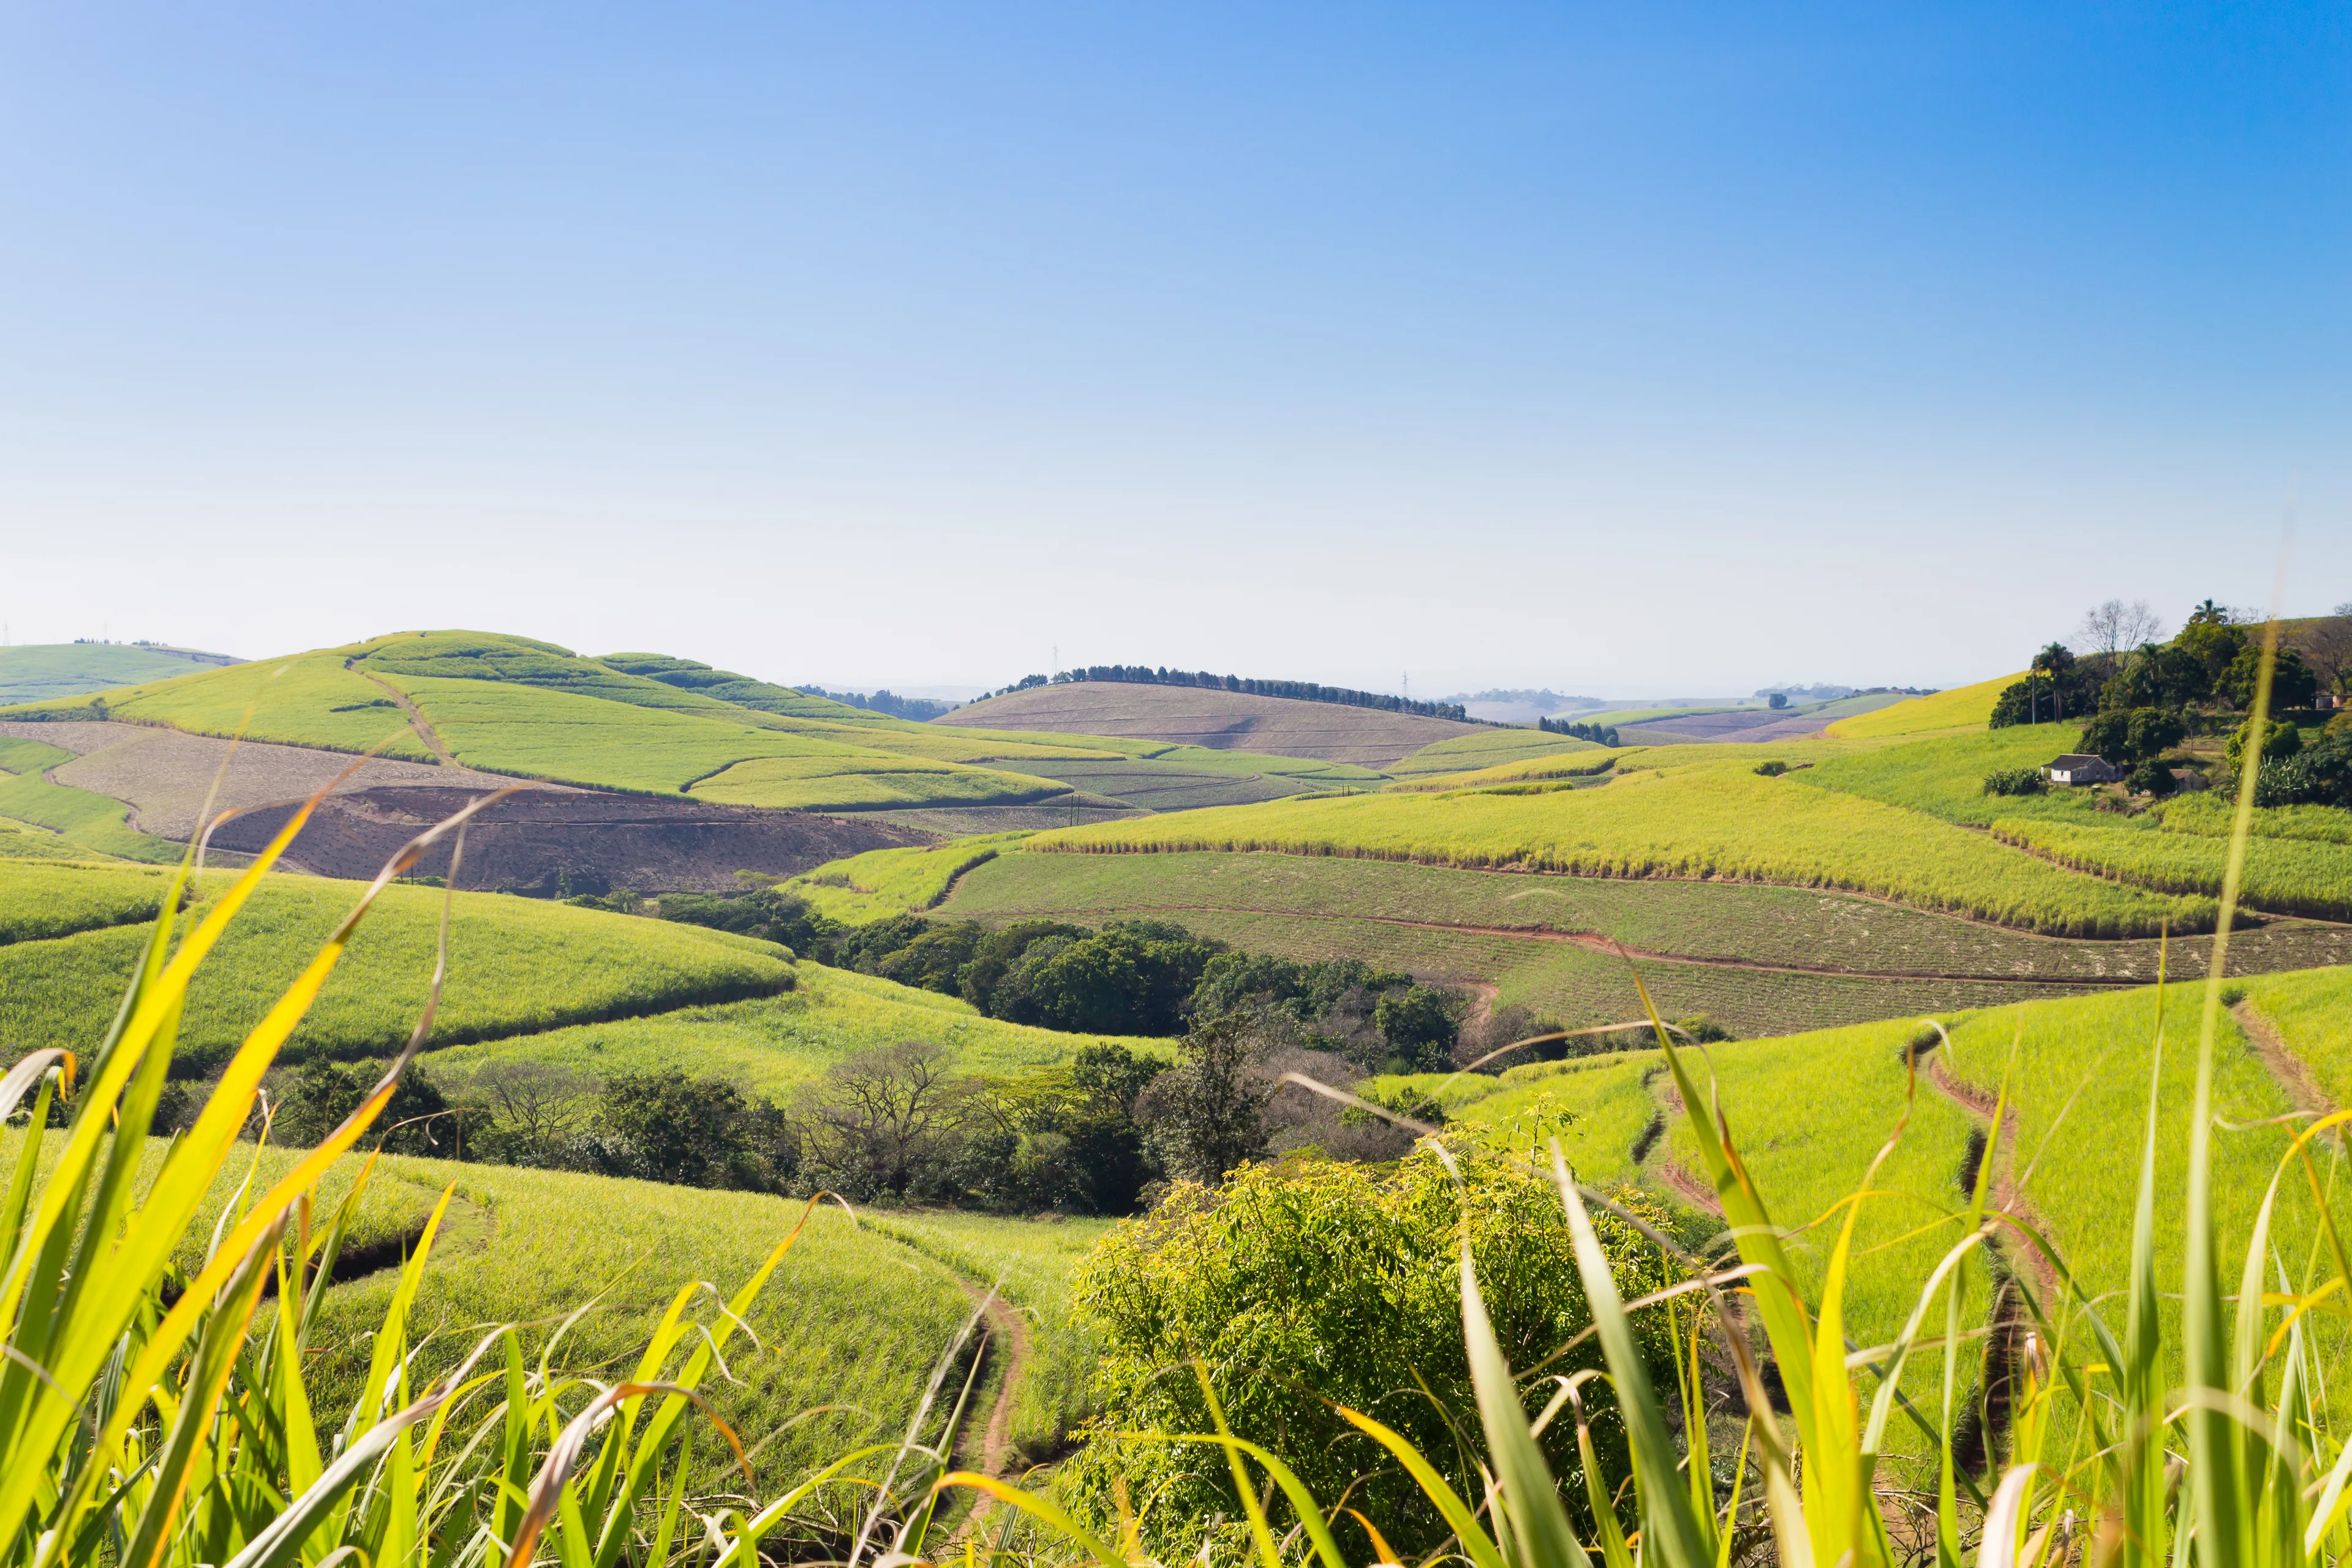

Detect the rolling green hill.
xmin=1019 ymin=748 xmax=2209 ymax=936
xmin=1374 ymin=962 xmax=2352 ymax=1419
xmin=0 ymin=630 xmax=1403 ymax=829
xmin=0 ymin=641 xmax=241 ymax=705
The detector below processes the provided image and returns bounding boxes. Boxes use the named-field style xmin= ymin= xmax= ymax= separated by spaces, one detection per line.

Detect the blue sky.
xmin=2 ymin=3 xmax=2345 ymax=696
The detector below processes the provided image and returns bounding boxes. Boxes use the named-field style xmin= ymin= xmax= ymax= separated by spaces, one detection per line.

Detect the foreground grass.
xmin=162 ymin=1141 xmax=985 ymax=1496
xmin=1026 ymin=759 xmax=2211 ymax=935
xmin=0 ymin=868 xmax=793 ymax=1068
xmin=429 ymin=962 xmax=1170 ymax=1091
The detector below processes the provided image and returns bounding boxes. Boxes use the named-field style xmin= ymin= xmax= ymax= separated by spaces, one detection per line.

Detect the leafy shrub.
xmin=1753 ymin=760 xmax=1789 ymax=777
xmin=1063 ymin=1144 xmax=1672 ymax=1559
xmin=656 ymin=885 xmax=829 ymax=952
xmin=1982 ymin=767 xmax=2046 ymax=796
xmin=2125 ymin=758 xmax=2177 ymax=797
xmin=2225 ymin=714 xmax=2302 ymax=770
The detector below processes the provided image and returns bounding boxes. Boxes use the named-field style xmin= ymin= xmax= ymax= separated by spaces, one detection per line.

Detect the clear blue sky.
xmin=2 ymin=3 xmax=2345 ymax=697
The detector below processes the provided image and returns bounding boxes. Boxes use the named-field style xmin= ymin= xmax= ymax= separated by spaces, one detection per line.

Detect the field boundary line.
xmin=2231 ymin=998 xmax=2334 ymax=1123
xmin=350 ymin=664 xmax=456 ymax=764
xmin=946 ymin=900 xmax=2153 ymax=987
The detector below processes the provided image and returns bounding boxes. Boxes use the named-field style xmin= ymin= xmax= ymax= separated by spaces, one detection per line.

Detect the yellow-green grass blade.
xmin=1147 ymin=1428 xmax=1351 ymax=1568
xmin=2184 ymin=619 xmax=2280 ymax=1566
xmin=222 ymin=1329 xmax=508 ymax=1568
xmin=1336 ymin=1405 xmax=1513 ymax=1568
xmin=593 ymin=1194 xmax=842 ymax=1568
xmin=1556 ymin=1169 xmax=1712 ymax=1568
xmin=505 ymin=1381 xmax=745 ymax=1568
xmin=927 ymin=1474 xmax=1128 ymax=1568
xmin=118 ymin=1220 xmax=282 ymax=1568
xmin=37 ymin=803 xmax=501 ymax=1549
xmin=1462 ymin=1245 xmax=1593 ymax=1568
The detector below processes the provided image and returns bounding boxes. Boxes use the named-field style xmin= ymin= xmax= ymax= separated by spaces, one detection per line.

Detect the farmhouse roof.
xmin=2048 ymin=754 xmax=2105 ymax=767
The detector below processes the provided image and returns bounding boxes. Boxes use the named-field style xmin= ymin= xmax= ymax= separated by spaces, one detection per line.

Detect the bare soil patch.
xmin=938 ymin=684 xmax=1480 ymax=766
xmin=204 ymin=785 xmax=925 ymax=894
xmin=3 ymin=720 xmax=552 ymax=840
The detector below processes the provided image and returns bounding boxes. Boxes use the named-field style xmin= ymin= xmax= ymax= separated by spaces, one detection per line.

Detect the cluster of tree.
xmin=1020 ymin=665 xmax=1469 ymax=721
xmin=232 ymin=996 xmax=1475 ymax=1217
xmin=1992 ymin=601 xmax=2334 ymax=733
xmin=791 ymin=684 xmax=960 ymax=720
xmin=2232 ymin=712 xmax=2352 ymax=809
xmin=813 ymin=912 xmax=1475 ymax=1068
xmin=1537 ymin=716 xmax=1620 ymax=744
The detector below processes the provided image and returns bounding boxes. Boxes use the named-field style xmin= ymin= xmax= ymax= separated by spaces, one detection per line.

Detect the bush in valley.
xmin=1754 ymin=759 xmax=1789 ymax=777
xmin=2243 ymin=732 xmax=2352 ymax=810
xmin=2125 ymin=758 xmax=2178 ymax=797
xmin=584 ymin=1067 xmax=797 ymax=1189
xmin=989 ymin=919 xmax=1228 ymax=1035
xmin=655 ymin=885 xmax=831 ymax=952
xmin=1983 ymin=767 xmax=2046 ymax=797
xmin=1061 ymin=1144 xmax=1673 ymax=1560
xmin=269 ymin=1058 xmax=455 ymax=1158
xmin=1371 ymin=984 xmax=1462 ymax=1071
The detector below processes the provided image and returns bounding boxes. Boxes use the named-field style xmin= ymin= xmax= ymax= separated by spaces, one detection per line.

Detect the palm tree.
xmin=2031 ymin=641 xmax=2077 ymax=720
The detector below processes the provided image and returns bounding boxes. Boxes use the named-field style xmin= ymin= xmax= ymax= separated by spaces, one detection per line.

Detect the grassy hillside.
xmin=1994 ymin=816 xmax=2352 ymax=921
xmin=936 ymin=846 xmax=2347 ymax=986
xmin=1374 ymin=965 xmax=2350 ymax=1408
xmin=1822 ymin=669 xmax=2024 ymax=737
xmin=1022 ymin=756 xmax=2210 ymax=936
xmin=937 ymin=681 xmax=1481 ymax=766
xmin=786 ymin=834 xmax=1027 ymax=924
xmin=1793 ymin=721 xmax=2094 ymax=826
xmin=0 ymin=734 xmax=179 ymax=862
xmin=431 ymin=962 xmax=1170 ymax=1091
xmin=0 ymin=859 xmax=183 ymax=942
xmin=153 ymin=1139 xmax=1009 ymax=1494
xmin=0 ymin=863 xmax=794 ymax=1067
xmin=0 ymin=643 xmax=240 ymax=706
xmin=10 ymin=630 xmax=1406 ymax=822
xmin=37 ymin=648 xmax=442 ymax=760
xmin=864 ymin=1210 xmax=1118 ymax=1457
xmin=1385 ymin=728 xmax=1605 ymax=778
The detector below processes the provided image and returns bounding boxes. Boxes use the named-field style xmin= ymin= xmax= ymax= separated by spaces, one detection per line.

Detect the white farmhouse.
xmin=2044 ymin=753 xmax=2123 ymax=785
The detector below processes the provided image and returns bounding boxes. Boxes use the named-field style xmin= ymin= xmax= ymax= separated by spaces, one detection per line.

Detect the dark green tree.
xmin=1373 ymin=986 xmax=1461 ymax=1071
xmin=271 ymin=1059 xmax=451 ymax=1158
xmin=1133 ymin=1016 xmax=1270 ymax=1183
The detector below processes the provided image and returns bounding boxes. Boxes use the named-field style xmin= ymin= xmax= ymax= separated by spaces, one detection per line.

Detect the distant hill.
xmin=0 ymin=643 xmax=241 ymax=706
xmin=937 ymin=680 xmax=1485 ymax=766
xmin=0 ymin=630 xmax=1418 ymax=851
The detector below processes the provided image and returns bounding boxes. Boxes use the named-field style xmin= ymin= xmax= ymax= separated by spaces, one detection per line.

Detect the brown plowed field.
xmin=1 ymin=719 xmax=557 ymax=839
xmin=205 ymin=786 xmax=925 ymax=894
xmin=935 ymin=684 xmax=1480 ymax=766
